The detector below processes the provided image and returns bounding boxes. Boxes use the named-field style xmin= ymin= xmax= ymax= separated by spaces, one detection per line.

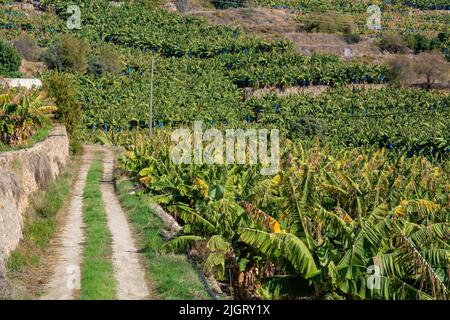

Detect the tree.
xmin=87 ymin=44 xmax=122 ymax=77
xmin=388 ymin=55 xmax=413 ymax=86
xmin=0 ymin=40 xmax=21 ymax=77
xmin=412 ymin=51 xmax=450 ymax=90
xmin=388 ymin=51 xmax=450 ymax=89
xmin=44 ymin=72 xmax=82 ymax=153
xmin=41 ymin=34 xmax=90 ymax=73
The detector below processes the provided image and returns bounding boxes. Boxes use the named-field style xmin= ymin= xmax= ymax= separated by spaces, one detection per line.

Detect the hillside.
xmin=0 ymin=0 xmax=449 ymax=302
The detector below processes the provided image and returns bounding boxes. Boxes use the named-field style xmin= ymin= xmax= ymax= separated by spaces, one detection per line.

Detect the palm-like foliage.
xmin=239 ymin=146 xmax=449 ymax=299
xmin=118 ymin=129 xmax=449 ymax=300
xmin=0 ymin=87 xmax=57 ymax=146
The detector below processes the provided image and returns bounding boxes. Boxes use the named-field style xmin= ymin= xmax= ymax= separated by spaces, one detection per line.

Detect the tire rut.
xmin=42 ymin=145 xmax=150 ymax=300
xmin=41 ymin=147 xmax=94 ymax=300
xmin=99 ymin=147 xmax=150 ymax=300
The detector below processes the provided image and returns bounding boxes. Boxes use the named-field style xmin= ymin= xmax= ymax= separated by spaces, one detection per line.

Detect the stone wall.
xmin=0 ymin=126 xmax=69 ymax=266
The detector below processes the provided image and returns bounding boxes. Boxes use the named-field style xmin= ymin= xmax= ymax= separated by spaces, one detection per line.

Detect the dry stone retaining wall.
xmin=0 ymin=126 xmax=69 ymax=267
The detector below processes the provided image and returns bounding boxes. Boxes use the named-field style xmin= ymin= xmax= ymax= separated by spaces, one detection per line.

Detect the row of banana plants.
xmin=246 ymin=87 xmax=449 ymax=159
xmin=255 ymin=0 xmax=375 ymax=13
xmin=0 ymin=4 xmax=64 ymax=45
xmin=71 ymin=56 xmax=389 ymax=128
xmin=74 ymin=64 xmax=449 ymax=159
xmin=403 ymin=0 xmax=450 ymax=10
xmin=257 ymin=0 xmax=449 ymax=11
xmin=0 ymin=85 xmax=56 ymax=147
xmin=47 ymin=1 xmax=290 ymax=59
xmin=256 ymin=0 xmax=449 ymax=35
xmin=117 ymin=129 xmax=449 ymax=300
xmin=218 ymin=51 xmax=389 ymax=88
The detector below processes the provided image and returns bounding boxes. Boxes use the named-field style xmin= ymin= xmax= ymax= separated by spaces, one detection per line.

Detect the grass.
xmin=5 ymin=158 xmax=79 ymax=298
xmin=116 ymin=178 xmax=209 ymax=300
xmin=80 ymin=155 xmax=117 ymax=300
xmin=0 ymin=124 xmax=52 ymax=153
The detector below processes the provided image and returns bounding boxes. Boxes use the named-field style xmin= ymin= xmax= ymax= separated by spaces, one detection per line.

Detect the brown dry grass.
xmin=186 ymin=7 xmax=383 ymax=59
xmin=285 ymin=32 xmax=381 ymax=58
xmin=19 ymin=60 xmax=47 ymax=78
xmin=246 ymin=83 xmax=387 ymax=99
xmin=189 ymin=7 xmax=299 ymax=34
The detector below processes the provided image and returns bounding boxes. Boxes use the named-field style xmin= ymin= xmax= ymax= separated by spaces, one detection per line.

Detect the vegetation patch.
xmin=115 ymin=178 xmax=209 ymax=300
xmin=0 ymin=87 xmax=56 ymax=150
xmin=80 ymin=154 xmax=117 ymax=300
xmin=1 ymin=0 xmax=449 ymax=301
xmin=5 ymin=159 xmax=80 ymax=299
xmin=118 ymin=132 xmax=449 ymax=300
xmin=0 ymin=39 xmax=21 ymax=78
xmin=0 ymin=124 xmax=52 ymax=153
xmin=300 ymin=13 xmax=356 ymax=34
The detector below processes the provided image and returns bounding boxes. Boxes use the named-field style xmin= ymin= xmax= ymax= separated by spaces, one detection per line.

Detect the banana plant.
xmin=118 ymin=130 xmax=448 ymax=299
xmin=0 ymin=88 xmax=57 ymax=146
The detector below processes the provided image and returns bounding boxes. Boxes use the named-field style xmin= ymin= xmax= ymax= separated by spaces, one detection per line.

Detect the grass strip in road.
xmin=116 ymin=178 xmax=209 ymax=300
xmin=80 ymin=155 xmax=117 ymax=300
xmin=5 ymin=159 xmax=79 ymax=299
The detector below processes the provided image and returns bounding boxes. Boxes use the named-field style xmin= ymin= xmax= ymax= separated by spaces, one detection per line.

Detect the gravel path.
xmin=100 ymin=147 xmax=150 ymax=300
xmin=42 ymin=145 xmax=150 ymax=300
xmin=41 ymin=147 xmax=93 ymax=300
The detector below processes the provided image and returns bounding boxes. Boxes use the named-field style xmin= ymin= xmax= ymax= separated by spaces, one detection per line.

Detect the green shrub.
xmin=99 ymin=46 xmax=122 ymax=74
xmin=139 ymin=0 xmax=163 ymax=9
xmin=40 ymin=48 xmax=61 ymax=70
xmin=0 ymin=40 xmax=22 ymax=77
xmin=211 ymin=0 xmax=246 ymax=9
xmin=44 ymin=72 xmax=81 ymax=138
xmin=302 ymin=13 xmax=355 ymax=34
xmin=41 ymin=34 xmax=90 ymax=73
xmin=404 ymin=32 xmax=449 ymax=54
xmin=404 ymin=34 xmax=431 ymax=53
xmin=87 ymin=45 xmax=122 ymax=77
xmin=387 ymin=55 xmax=413 ymax=86
xmin=342 ymin=33 xmax=361 ymax=44
xmin=69 ymin=138 xmax=83 ymax=155
xmin=291 ymin=117 xmax=326 ymax=139
xmin=87 ymin=56 xmax=107 ymax=77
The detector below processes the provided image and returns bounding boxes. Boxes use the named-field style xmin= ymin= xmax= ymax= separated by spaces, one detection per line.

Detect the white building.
xmin=3 ymin=78 xmax=42 ymax=89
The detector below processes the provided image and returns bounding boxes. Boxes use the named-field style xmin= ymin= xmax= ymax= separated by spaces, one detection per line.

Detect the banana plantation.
xmin=116 ymin=128 xmax=449 ymax=300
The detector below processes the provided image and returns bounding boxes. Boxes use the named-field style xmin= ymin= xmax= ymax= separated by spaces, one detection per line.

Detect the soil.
xmin=42 ymin=145 xmax=151 ymax=300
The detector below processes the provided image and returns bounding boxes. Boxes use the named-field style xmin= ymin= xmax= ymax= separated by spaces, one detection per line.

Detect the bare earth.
xmin=100 ymin=147 xmax=150 ymax=300
xmin=41 ymin=147 xmax=93 ymax=300
xmin=42 ymin=146 xmax=150 ymax=300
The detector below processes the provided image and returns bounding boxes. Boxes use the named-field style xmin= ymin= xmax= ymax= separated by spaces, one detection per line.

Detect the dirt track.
xmin=101 ymin=147 xmax=150 ymax=300
xmin=42 ymin=146 xmax=150 ymax=300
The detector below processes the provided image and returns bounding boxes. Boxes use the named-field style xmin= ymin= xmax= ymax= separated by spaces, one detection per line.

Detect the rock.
xmin=208 ymin=276 xmax=223 ymax=294
xmin=20 ymin=3 xmax=35 ymax=11
xmin=162 ymin=2 xmax=178 ymax=12
xmin=109 ymin=1 xmax=124 ymax=7
xmin=344 ymin=47 xmax=353 ymax=58
xmin=150 ymin=203 xmax=182 ymax=236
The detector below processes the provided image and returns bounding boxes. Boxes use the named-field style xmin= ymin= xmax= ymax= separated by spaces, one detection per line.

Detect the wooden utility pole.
xmin=149 ymin=57 xmax=154 ymax=138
